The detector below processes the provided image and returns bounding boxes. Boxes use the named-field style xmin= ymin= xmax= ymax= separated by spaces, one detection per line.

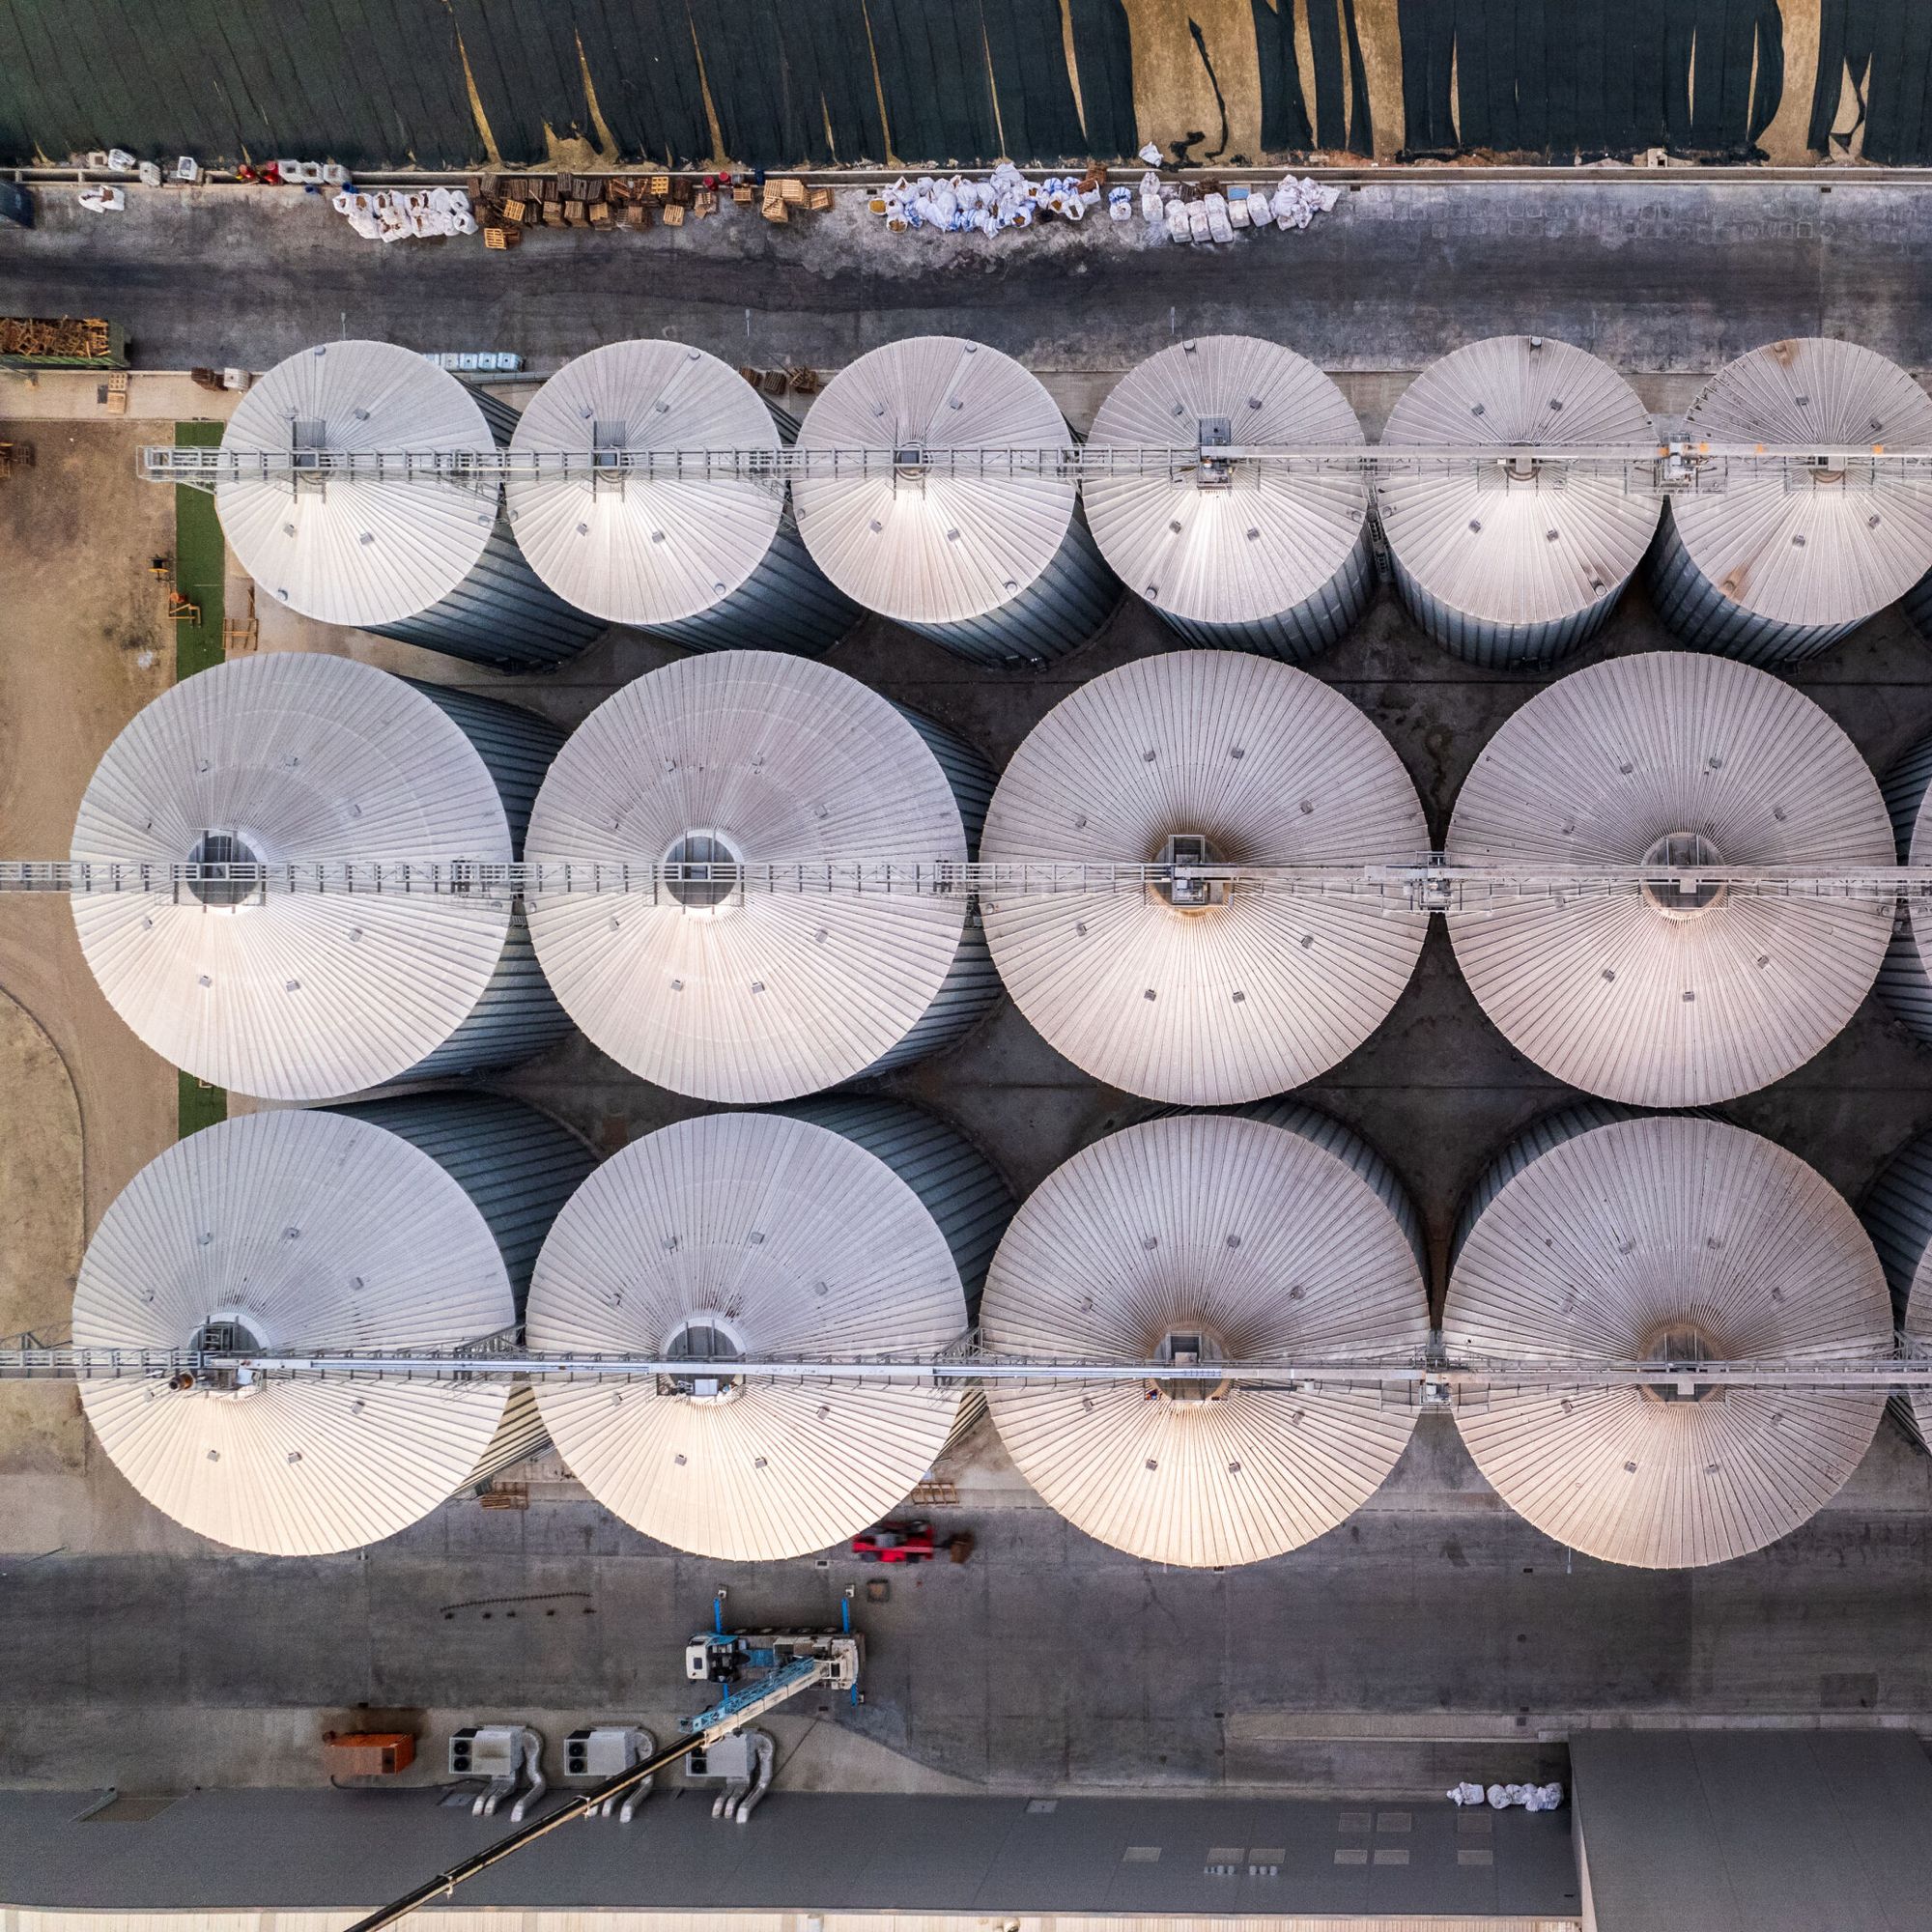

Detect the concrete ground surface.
xmin=5 ymin=180 xmax=1932 ymax=1809
xmin=0 ymin=176 xmax=1927 ymax=381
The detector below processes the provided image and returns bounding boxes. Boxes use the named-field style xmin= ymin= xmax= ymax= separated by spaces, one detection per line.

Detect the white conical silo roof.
xmin=979 ymin=650 xmax=1429 ymax=1104
xmin=1376 ymin=335 xmax=1661 ymax=627
xmin=71 ymin=654 xmax=521 ymax=1101
xmin=1083 ymin=335 xmax=1366 ymax=628
xmin=1444 ymin=1114 xmax=1889 ymax=1569
xmin=1445 ymin=651 xmax=1892 ymax=1106
xmin=72 ymin=1110 xmax=519 ymax=1556
xmin=526 ymin=1111 xmax=969 ymax=1561
xmin=980 ymin=1112 xmax=1430 ymax=1567
xmin=217 ymin=340 xmax=501 ymax=630
xmin=524 ymin=650 xmax=975 ymax=1102
xmin=1671 ymin=338 xmax=1932 ymax=628
xmin=790 ymin=336 xmax=1077 ymax=624
xmin=505 ymin=341 xmax=785 ymax=626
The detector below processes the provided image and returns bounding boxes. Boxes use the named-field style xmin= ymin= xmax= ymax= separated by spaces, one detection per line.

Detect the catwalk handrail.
xmin=5 ymin=1341 xmax=1930 ymax=1391
xmin=6 ymin=857 xmax=1931 ymax=905
xmin=138 ymin=440 xmax=1932 ymax=490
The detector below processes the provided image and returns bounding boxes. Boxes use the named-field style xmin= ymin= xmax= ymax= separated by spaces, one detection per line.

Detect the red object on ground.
xmin=852 ymin=1520 xmax=937 ymax=1563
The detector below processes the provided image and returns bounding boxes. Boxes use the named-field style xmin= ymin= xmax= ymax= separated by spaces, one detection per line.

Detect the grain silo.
xmin=1651 ymin=338 xmax=1932 ymax=665
xmin=504 ymin=340 xmax=858 ymax=654
xmin=71 ymin=653 xmax=573 ymax=1102
xmin=1444 ymin=651 xmax=1893 ymax=1107
xmin=71 ymin=1096 xmax=594 ymax=1556
xmin=217 ymin=340 xmax=604 ymax=668
xmin=1081 ymin=335 xmax=1371 ymax=662
xmin=1858 ymin=1130 xmax=1932 ymax=1449
xmin=524 ymin=649 xmax=998 ymax=1103
xmin=1444 ymin=1111 xmax=1890 ymax=1569
xmin=978 ymin=650 xmax=1429 ymax=1105
xmin=980 ymin=1106 xmax=1430 ymax=1568
xmin=1376 ymin=335 xmax=1661 ymax=668
xmin=1872 ymin=732 xmax=1932 ymax=1041
xmin=789 ymin=336 xmax=1118 ymax=666
xmin=527 ymin=1103 xmax=1008 ymax=1561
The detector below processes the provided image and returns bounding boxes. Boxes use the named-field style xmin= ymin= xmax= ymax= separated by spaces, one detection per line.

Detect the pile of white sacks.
xmin=1448 ymin=1781 xmax=1566 ymax=1812
xmin=332 ymin=186 xmax=478 ymax=242
xmin=877 ymin=159 xmax=1340 ymax=243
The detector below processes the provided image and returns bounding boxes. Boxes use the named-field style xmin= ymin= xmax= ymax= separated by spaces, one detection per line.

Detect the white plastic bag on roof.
xmin=1164 ymin=198 xmax=1189 ymax=244
xmin=1447 ymin=1782 xmax=1485 ymax=1806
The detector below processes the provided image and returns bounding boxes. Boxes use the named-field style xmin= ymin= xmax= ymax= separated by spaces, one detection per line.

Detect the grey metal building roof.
xmin=0 ymin=1788 xmax=1579 ymax=1921
xmin=1571 ymin=1730 xmax=1932 ymax=1932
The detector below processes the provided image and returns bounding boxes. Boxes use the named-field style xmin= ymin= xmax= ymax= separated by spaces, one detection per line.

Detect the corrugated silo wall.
xmin=372 ymin=385 xmax=606 ymax=670
xmin=398 ymin=682 xmax=578 ymax=1081
xmin=327 ymin=1093 xmax=597 ymax=1488
xmin=1159 ymin=524 xmax=1376 ymax=665
xmin=1647 ymin=508 xmax=1857 ymax=667
xmin=778 ymin=1095 xmax=1014 ymax=1311
xmin=1877 ymin=736 xmax=1932 ymax=1043
xmin=1858 ymin=1132 xmax=1932 ymax=1450
xmin=856 ymin=704 xmax=1004 ymax=1075
xmin=639 ymin=394 xmax=861 ymax=658
xmin=1388 ymin=547 xmax=1627 ymax=671
xmin=1903 ymin=571 xmax=1932 ymax=645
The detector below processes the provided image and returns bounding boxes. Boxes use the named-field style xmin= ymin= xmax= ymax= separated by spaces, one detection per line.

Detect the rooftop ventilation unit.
xmin=527 ymin=1102 xmax=1008 ymax=1560
xmin=506 ymin=340 xmax=856 ymax=654
xmin=523 ymin=650 xmax=997 ymax=1102
xmin=1444 ymin=650 xmax=1892 ymax=1106
xmin=1376 ymin=334 xmax=1661 ymax=668
xmin=1445 ymin=1109 xmax=1890 ymax=1569
xmin=978 ymin=650 xmax=1428 ymax=1104
xmin=790 ymin=335 xmax=1118 ymax=666
xmin=1653 ymin=337 xmax=1932 ymax=665
xmin=217 ymin=340 xmax=603 ymax=668
xmin=980 ymin=1104 xmax=1429 ymax=1567
xmin=71 ymin=1097 xmax=592 ymax=1555
xmin=1082 ymin=335 xmax=1372 ymax=662
xmin=71 ymin=654 xmax=571 ymax=1101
